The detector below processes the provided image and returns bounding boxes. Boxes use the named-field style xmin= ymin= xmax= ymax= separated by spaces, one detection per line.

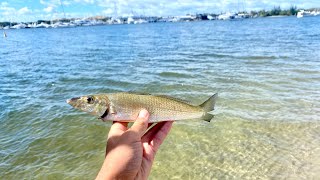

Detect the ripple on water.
xmin=158 ymin=71 xmax=195 ymax=79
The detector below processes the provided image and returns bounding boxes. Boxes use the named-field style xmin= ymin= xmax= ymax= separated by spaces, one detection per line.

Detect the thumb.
xmin=130 ymin=109 xmax=150 ymax=137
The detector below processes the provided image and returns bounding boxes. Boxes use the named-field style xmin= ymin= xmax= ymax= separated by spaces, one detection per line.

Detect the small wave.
xmin=242 ymin=55 xmax=289 ymax=61
xmin=158 ymin=71 xmax=193 ymax=78
xmin=189 ymin=53 xmax=235 ymax=59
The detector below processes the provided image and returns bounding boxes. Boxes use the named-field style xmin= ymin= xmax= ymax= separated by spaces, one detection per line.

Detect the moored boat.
xmin=297 ymin=10 xmax=320 ymax=18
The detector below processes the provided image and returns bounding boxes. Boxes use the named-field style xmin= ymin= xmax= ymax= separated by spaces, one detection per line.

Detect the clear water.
xmin=1 ymin=17 xmax=320 ymax=179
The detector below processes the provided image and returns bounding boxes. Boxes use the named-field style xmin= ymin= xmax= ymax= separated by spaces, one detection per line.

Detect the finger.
xmin=107 ymin=121 xmax=129 ymax=139
xmin=146 ymin=121 xmax=173 ymax=152
xmin=112 ymin=121 xmax=128 ymax=131
xmin=129 ymin=109 xmax=149 ymax=137
xmin=142 ymin=122 xmax=166 ymax=142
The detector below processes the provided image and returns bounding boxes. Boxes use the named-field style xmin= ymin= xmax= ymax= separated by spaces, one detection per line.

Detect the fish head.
xmin=67 ymin=94 xmax=110 ymax=117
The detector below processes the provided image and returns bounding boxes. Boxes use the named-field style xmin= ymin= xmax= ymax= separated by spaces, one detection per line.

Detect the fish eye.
xmin=87 ymin=96 xmax=94 ymax=104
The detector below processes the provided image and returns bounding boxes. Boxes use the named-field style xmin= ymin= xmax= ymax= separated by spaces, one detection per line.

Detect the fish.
xmin=66 ymin=92 xmax=218 ymax=122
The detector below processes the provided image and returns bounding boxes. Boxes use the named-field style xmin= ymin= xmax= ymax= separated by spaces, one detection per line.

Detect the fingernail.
xmin=139 ymin=109 xmax=149 ymax=118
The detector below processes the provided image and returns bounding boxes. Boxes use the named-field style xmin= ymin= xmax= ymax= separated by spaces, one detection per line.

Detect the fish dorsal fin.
xmin=154 ymin=95 xmax=193 ymax=105
xmin=125 ymin=91 xmax=152 ymax=96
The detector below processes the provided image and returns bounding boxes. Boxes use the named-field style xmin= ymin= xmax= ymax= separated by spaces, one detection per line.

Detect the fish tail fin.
xmin=200 ymin=93 xmax=218 ymax=122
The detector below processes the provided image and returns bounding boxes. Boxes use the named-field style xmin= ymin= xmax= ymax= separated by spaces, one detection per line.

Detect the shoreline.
xmin=0 ymin=14 xmax=306 ymax=30
xmin=1 ymin=8 xmax=320 ymax=30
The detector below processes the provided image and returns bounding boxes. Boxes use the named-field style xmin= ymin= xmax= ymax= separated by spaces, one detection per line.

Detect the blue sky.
xmin=0 ymin=0 xmax=318 ymax=22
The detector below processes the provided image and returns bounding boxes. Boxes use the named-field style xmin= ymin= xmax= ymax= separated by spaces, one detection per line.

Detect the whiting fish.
xmin=67 ymin=92 xmax=217 ymax=122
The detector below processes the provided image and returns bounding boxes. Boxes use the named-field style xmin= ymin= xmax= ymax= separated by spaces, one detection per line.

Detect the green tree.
xmin=271 ymin=6 xmax=281 ymax=16
xmin=289 ymin=5 xmax=298 ymax=15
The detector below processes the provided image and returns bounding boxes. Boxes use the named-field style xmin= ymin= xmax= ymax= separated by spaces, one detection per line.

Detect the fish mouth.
xmin=66 ymin=97 xmax=80 ymax=105
xmin=66 ymin=99 xmax=72 ymax=104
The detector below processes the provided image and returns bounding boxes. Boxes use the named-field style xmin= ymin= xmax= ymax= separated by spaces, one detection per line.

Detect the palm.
xmin=100 ymin=112 xmax=173 ymax=180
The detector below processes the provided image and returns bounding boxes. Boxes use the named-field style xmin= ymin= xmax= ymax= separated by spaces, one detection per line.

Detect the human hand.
xmin=96 ymin=109 xmax=173 ymax=180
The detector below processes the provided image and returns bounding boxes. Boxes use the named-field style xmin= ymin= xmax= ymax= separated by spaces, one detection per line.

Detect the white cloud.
xmin=39 ymin=0 xmax=69 ymax=7
xmin=44 ymin=6 xmax=54 ymax=13
xmin=0 ymin=7 xmax=14 ymax=16
xmin=18 ymin=7 xmax=32 ymax=14
xmin=40 ymin=0 xmax=46 ymax=5
xmin=95 ymin=0 xmax=221 ymax=16
xmin=1 ymin=2 xmax=9 ymax=6
xmin=0 ymin=6 xmax=32 ymax=21
xmin=74 ymin=0 xmax=95 ymax=4
xmin=102 ymin=8 xmax=113 ymax=15
xmin=85 ymin=0 xmax=95 ymax=3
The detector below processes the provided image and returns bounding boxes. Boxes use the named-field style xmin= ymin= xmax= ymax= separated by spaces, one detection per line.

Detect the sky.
xmin=0 ymin=0 xmax=319 ymax=22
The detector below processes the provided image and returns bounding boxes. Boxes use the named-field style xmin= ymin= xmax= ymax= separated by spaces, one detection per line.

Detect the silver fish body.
xmin=67 ymin=92 xmax=217 ymax=123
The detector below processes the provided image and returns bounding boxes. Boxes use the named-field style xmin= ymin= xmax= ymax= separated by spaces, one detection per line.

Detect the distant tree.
xmin=37 ymin=20 xmax=51 ymax=24
xmin=251 ymin=5 xmax=298 ymax=17
xmin=258 ymin=10 xmax=270 ymax=17
xmin=289 ymin=5 xmax=298 ymax=15
xmin=280 ymin=9 xmax=289 ymax=16
xmin=271 ymin=6 xmax=281 ymax=16
xmin=250 ymin=11 xmax=258 ymax=17
xmin=0 ymin=22 xmax=11 ymax=27
xmin=307 ymin=8 xmax=320 ymax=11
xmin=258 ymin=10 xmax=265 ymax=17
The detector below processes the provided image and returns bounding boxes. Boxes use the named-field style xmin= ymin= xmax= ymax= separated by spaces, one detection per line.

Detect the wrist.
xmin=96 ymin=169 xmax=117 ymax=180
xmin=96 ymin=159 xmax=117 ymax=180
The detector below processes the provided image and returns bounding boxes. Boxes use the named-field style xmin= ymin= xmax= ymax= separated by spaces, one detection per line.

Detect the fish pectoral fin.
xmin=110 ymin=105 xmax=117 ymax=115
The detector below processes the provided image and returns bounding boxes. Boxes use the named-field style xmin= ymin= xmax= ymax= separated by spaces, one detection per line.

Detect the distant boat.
xmin=297 ymin=10 xmax=312 ymax=18
xmin=3 ymin=31 xmax=7 ymax=38
xmin=297 ymin=10 xmax=320 ymax=18
xmin=11 ymin=23 xmax=27 ymax=29
xmin=108 ymin=18 xmax=122 ymax=24
xmin=177 ymin=15 xmax=196 ymax=22
xmin=218 ymin=13 xmax=235 ymax=20
xmin=51 ymin=22 xmax=69 ymax=28
xmin=234 ymin=13 xmax=250 ymax=19
xmin=127 ymin=17 xmax=134 ymax=24
xmin=134 ymin=19 xmax=148 ymax=24
xmin=35 ymin=22 xmax=50 ymax=28
xmin=207 ymin=15 xmax=215 ymax=20
xmin=26 ymin=22 xmax=36 ymax=28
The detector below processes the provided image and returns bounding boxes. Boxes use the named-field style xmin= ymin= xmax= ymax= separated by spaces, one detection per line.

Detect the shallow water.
xmin=1 ymin=17 xmax=320 ymax=179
